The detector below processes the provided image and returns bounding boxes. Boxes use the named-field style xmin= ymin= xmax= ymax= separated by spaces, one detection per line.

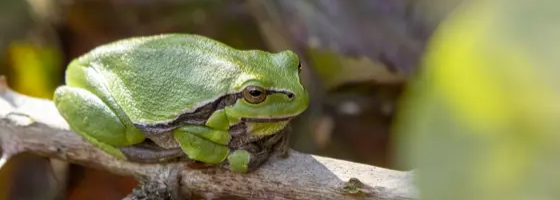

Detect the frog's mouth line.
xmin=241 ymin=116 xmax=293 ymax=123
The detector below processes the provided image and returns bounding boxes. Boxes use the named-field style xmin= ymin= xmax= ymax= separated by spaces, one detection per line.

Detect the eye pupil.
xmin=287 ymin=93 xmax=294 ymax=99
xmin=249 ymin=90 xmax=262 ymax=96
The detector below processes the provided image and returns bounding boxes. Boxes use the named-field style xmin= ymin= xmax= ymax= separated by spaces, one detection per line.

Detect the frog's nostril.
xmin=287 ymin=93 xmax=295 ymax=100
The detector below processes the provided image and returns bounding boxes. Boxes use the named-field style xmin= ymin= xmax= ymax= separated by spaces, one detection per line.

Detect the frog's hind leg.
xmin=54 ymin=63 xmax=145 ymax=160
xmin=54 ymin=86 xmax=135 ymax=159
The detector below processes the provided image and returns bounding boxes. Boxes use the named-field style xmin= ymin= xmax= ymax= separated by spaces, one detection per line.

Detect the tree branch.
xmin=0 ymin=77 xmax=417 ymax=200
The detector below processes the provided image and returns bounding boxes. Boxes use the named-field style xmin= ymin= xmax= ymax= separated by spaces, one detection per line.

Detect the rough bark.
xmin=0 ymin=77 xmax=417 ymax=200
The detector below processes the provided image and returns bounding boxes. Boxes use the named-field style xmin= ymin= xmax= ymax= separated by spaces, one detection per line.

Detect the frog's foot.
xmin=119 ymin=140 xmax=187 ymax=163
xmin=226 ymin=143 xmax=271 ymax=173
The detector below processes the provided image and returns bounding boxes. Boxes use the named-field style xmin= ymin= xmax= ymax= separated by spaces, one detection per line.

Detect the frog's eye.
xmin=243 ymin=86 xmax=267 ymax=104
xmin=297 ymin=62 xmax=302 ymax=74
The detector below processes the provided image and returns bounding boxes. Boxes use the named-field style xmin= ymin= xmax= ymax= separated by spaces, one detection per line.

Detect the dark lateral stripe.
xmin=134 ymin=92 xmax=243 ymax=132
xmin=134 ymin=88 xmax=294 ymax=132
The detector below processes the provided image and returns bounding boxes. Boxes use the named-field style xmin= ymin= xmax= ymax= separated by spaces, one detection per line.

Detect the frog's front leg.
xmin=232 ymin=125 xmax=294 ymax=172
xmin=172 ymin=109 xmax=253 ymax=172
xmin=173 ymin=125 xmax=269 ymax=173
xmin=225 ymin=127 xmax=291 ymax=172
xmin=227 ymin=144 xmax=271 ymax=173
xmin=263 ymin=125 xmax=291 ymax=158
xmin=173 ymin=125 xmax=232 ymax=164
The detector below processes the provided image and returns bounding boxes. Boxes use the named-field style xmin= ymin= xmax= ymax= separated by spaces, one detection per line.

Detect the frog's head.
xmin=225 ymin=50 xmax=309 ymax=132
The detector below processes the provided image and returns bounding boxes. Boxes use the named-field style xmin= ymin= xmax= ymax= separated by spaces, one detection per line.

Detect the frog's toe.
xmin=227 ymin=147 xmax=271 ymax=173
xmin=227 ymin=150 xmax=250 ymax=173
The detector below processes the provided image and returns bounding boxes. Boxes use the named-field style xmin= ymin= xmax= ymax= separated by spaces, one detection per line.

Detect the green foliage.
xmin=7 ymin=42 xmax=63 ymax=99
xmin=395 ymin=0 xmax=560 ymax=200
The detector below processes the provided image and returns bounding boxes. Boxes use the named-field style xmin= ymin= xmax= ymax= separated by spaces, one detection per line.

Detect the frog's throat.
xmin=133 ymin=89 xmax=295 ymax=133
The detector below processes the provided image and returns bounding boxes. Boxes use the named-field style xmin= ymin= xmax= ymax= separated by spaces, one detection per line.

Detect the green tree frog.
xmin=53 ymin=34 xmax=309 ymax=173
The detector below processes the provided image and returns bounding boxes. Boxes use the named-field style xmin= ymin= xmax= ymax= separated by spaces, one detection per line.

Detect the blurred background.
xmin=1 ymin=0 xmax=559 ymax=200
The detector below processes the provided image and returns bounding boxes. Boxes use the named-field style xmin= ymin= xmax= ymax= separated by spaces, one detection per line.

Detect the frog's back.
xmin=78 ymin=34 xmax=244 ymax=124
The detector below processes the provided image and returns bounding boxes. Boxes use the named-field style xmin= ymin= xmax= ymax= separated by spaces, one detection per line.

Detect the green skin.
xmin=53 ymin=34 xmax=309 ymax=173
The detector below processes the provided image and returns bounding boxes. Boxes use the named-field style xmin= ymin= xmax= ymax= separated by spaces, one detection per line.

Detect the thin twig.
xmin=0 ymin=153 xmax=11 ymax=170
